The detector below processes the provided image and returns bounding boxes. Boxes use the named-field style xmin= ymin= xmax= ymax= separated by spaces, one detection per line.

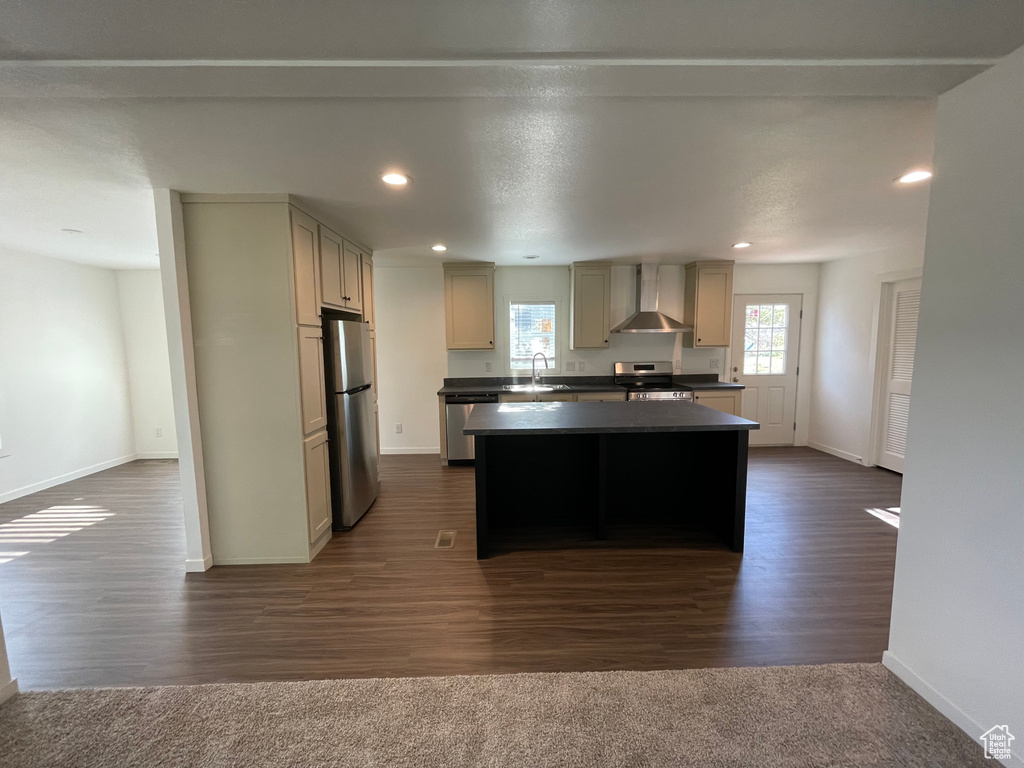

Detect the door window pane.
xmin=510 ymin=302 xmax=556 ymax=371
xmin=743 ymin=303 xmax=789 ymax=375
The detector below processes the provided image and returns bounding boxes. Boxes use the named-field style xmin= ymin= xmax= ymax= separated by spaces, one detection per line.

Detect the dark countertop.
xmin=438 ymin=374 xmax=742 ymax=396
xmin=463 ymin=401 xmax=759 ymax=435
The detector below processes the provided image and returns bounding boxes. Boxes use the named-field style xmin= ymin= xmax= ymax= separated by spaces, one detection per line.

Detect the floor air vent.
xmin=434 ymin=530 xmax=457 ymax=549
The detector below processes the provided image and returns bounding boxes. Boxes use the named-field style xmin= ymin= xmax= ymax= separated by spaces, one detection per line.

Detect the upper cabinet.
xmin=682 ymin=260 xmax=734 ymax=348
xmin=320 ymin=226 xmax=364 ymax=313
xmin=569 ymin=262 xmax=612 ymax=349
xmin=291 ymin=208 xmax=322 ymax=327
xmin=319 ymin=226 xmax=344 ymax=308
xmin=341 ymin=241 xmax=364 ymax=313
xmin=444 ymin=263 xmax=495 ymax=350
xmin=361 ymin=254 xmax=375 ymax=330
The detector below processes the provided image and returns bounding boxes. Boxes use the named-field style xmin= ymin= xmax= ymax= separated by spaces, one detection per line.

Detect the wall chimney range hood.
xmin=610 ymin=263 xmax=691 ymax=334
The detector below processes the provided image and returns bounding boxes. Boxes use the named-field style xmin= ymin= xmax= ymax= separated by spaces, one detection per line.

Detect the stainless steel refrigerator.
xmin=325 ymin=319 xmax=379 ymax=529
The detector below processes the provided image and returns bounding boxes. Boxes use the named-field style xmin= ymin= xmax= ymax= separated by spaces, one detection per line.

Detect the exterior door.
xmin=876 ymin=279 xmax=922 ymax=472
xmin=730 ymin=294 xmax=802 ymax=446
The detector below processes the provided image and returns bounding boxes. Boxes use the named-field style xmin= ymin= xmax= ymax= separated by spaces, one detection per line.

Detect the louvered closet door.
xmin=878 ymin=279 xmax=921 ymax=473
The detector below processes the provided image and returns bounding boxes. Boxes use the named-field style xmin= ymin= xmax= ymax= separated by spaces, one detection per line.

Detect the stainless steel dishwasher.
xmin=445 ymin=393 xmax=499 ymax=462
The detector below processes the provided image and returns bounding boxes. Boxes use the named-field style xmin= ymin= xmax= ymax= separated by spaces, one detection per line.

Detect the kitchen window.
xmin=509 ymin=302 xmax=556 ymax=371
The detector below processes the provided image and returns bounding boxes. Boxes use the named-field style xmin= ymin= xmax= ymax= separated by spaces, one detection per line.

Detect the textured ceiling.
xmin=3 ymin=0 xmax=1022 ymax=60
xmin=0 ymin=2 xmax=1020 ymax=269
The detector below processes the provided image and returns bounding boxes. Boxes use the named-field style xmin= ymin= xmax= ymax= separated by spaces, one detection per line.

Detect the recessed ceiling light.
xmin=523 ymin=255 xmax=540 ymax=260
xmin=897 ymin=169 xmax=933 ymax=184
xmin=381 ymin=173 xmax=409 ymax=186
xmin=732 ymin=242 xmax=752 ymax=249
xmin=431 ymin=244 xmax=447 ymax=252
xmin=61 ymin=228 xmax=83 ymax=235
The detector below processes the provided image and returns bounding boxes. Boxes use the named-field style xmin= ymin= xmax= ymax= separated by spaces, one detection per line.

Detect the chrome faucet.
xmin=532 ymin=352 xmax=549 ymax=386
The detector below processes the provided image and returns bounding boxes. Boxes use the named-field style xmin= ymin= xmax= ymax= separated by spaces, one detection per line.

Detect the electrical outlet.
xmin=395 ymin=423 xmax=403 ymax=434
xmin=565 ymin=361 xmax=576 ymax=372
xmin=154 ymin=427 xmax=163 ymax=438
xmin=710 ymin=358 xmax=719 ymax=370
xmin=485 ymin=362 xmax=492 ymax=372
xmin=578 ymin=361 xmax=585 ymax=372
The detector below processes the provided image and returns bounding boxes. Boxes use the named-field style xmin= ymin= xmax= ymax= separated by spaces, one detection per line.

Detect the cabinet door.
xmin=319 ymin=226 xmax=346 ymax=309
xmin=342 ymin=243 xmax=363 ymax=312
xmin=499 ymin=393 xmax=534 ymax=403
xmin=571 ymin=265 xmax=611 ymax=349
xmin=537 ymin=393 xmax=575 ymax=402
xmin=693 ymin=265 xmax=733 ymax=347
xmin=576 ymin=391 xmax=626 ymax=402
xmin=445 ymin=268 xmax=495 ymax=349
xmin=361 ymin=254 xmax=375 ymax=328
xmin=298 ymin=327 xmax=328 ymax=434
xmin=303 ymin=431 xmax=332 ymax=544
xmin=291 ymin=209 xmax=322 ymax=326
xmin=368 ymin=330 xmax=379 ymax=401
xmin=692 ymin=390 xmax=740 ymax=416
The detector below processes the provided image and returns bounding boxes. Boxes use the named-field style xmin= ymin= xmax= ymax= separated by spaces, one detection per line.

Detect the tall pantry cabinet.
xmin=181 ymin=194 xmax=376 ymax=565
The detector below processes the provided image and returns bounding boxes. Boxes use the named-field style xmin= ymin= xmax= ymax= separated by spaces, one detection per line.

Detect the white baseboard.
xmin=0 ymin=454 xmax=138 ymax=504
xmin=137 ymin=452 xmax=179 ymax=460
xmin=807 ymin=441 xmax=864 ymax=465
xmin=380 ymin=447 xmax=440 ymax=455
xmin=184 ymin=554 xmax=213 ymax=573
xmin=212 ymin=555 xmax=312 ymax=565
xmin=882 ymin=651 xmax=1022 ymax=766
xmin=0 ymin=677 xmax=18 ymax=706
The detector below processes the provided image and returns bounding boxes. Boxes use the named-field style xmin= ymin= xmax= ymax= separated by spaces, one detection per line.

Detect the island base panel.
xmin=474 ymin=431 xmax=748 ymax=558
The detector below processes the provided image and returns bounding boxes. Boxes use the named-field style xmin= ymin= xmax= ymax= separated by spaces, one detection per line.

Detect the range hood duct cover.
xmin=610 ymin=263 xmax=692 ymax=334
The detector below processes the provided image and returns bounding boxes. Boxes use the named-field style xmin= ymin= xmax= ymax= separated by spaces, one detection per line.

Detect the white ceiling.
xmin=0 ymin=2 xmax=1021 ymax=269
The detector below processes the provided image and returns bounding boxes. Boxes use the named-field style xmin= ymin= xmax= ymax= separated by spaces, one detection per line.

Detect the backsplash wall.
xmin=446 ymin=265 xmax=725 ymax=379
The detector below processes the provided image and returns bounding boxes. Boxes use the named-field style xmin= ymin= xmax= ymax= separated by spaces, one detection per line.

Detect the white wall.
xmin=733 ymin=263 xmax=819 ymax=446
xmin=0 ymin=250 xmax=135 ymax=503
xmin=885 ymin=48 xmax=1023 ymax=764
xmin=808 ymin=246 xmax=924 ymax=463
xmin=116 ymin=270 xmax=178 ymax=458
xmin=374 ymin=266 xmax=449 ymax=454
xmin=447 ymin=265 xmax=701 ymax=379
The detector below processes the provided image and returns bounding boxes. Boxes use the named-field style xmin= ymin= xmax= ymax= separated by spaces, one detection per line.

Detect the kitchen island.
xmin=463 ymin=401 xmax=759 ymax=558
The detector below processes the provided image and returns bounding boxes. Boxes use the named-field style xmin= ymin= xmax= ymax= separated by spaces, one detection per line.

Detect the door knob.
xmin=732 ymin=366 xmax=738 ymax=372
xmin=732 ymin=377 xmax=739 ymax=382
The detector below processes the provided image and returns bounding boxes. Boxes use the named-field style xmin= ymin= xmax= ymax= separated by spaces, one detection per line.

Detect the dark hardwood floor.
xmin=0 ymin=449 xmax=901 ymax=690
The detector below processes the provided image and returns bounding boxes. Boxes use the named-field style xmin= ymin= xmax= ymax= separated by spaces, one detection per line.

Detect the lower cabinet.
xmin=692 ymin=390 xmax=740 ymax=416
xmin=498 ymin=392 xmax=579 ymax=403
xmin=499 ymin=393 xmax=535 ymax=403
xmin=575 ymin=391 xmax=626 ymax=402
xmin=303 ymin=430 xmax=332 ymax=544
xmin=537 ymin=393 xmax=575 ymax=402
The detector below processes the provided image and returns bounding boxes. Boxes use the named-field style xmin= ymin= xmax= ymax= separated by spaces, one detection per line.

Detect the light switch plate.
xmin=395 ymin=423 xmax=403 ymax=434
xmin=485 ymin=362 xmax=493 ymax=372
xmin=565 ymin=361 xmax=576 ymax=371
xmin=578 ymin=361 xmax=585 ymax=372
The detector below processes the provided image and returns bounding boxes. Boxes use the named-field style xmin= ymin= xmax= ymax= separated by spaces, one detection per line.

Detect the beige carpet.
xmin=0 ymin=663 xmax=987 ymax=767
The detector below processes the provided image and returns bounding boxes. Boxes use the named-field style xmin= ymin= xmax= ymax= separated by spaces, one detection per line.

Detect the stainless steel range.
xmin=613 ymin=361 xmax=694 ymax=401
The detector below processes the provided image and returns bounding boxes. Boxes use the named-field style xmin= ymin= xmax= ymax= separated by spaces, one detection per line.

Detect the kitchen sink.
xmin=503 ymin=383 xmax=571 ymax=393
